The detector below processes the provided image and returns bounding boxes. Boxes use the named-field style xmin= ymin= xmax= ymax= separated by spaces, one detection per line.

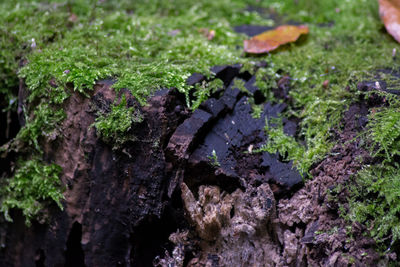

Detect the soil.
xmin=0 ymin=63 xmax=394 ymax=266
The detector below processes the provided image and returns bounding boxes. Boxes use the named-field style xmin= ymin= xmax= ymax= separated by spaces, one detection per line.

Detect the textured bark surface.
xmin=0 ymin=79 xmax=190 ymax=267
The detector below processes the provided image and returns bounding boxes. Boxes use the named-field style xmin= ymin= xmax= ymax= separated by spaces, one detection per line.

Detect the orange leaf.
xmin=379 ymin=0 xmax=400 ymax=43
xmin=244 ymin=25 xmax=309 ymax=54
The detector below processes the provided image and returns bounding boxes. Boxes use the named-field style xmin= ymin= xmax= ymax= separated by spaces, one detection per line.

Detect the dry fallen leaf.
xmin=244 ymin=25 xmax=309 ymax=54
xmin=379 ymin=0 xmax=400 ymax=43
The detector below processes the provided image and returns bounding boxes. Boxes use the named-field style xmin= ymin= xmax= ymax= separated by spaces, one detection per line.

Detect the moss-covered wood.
xmin=1 ymin=0 xmax=400 ymax=260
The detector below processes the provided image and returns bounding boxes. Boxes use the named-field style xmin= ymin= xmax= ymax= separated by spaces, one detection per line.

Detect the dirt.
xmin=0 ymin=63 xmax=394 ymax=266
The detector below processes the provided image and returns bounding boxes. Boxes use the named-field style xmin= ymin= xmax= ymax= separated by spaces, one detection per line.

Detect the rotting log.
xmin=0 ymin=64 xmax=308 ymax=267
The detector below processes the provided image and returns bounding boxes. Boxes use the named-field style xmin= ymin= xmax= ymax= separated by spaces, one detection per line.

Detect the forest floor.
xmin=1 ymin=0 xmax=400 ymax=266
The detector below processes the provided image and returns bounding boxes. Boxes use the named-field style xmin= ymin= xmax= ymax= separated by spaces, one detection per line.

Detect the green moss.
xmin=254 ymin=68 xmax=277 ymax=102
xmin=255 ymin=2 xmax=400 ymax=253
xmin=92 ymin=95 xmax=143 ymax=147
xmin=345 ymin=103 xmax=400 ymax=251
xmin=367 ymin=106 xmax=400 ymax=160
xmin=0 ymin=0 xmax=266 ymax=224
xmin=15 ymin=0 xmax=257 ymax=107
xmin=192 ymin=78 xmax=224 ymax=110
xmin=16 ymin=102 xmax=65 ymax=152
xmin=255 ymin=117 xmax=308 ymax=174
xmin=250 ymin=0 xmax=400 ymax=175
xmin=0 ymin=159 xmax=64 ymax=226
xmin=208 ymin=149 xmax=221 ymax=168
xmin=347 ymin=164 xmax=400 ymax=248
xmin=1 ymin=0 xmax=400 ymax=234
xmin=0 ymin=1 xmax=72 ymax=106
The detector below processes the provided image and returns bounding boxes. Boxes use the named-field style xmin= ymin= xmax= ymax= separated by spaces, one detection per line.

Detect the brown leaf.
xmin=244 ymin=25 xmax=309 ymax=54
xmin=379 ymin=0 xmax=400 ymax=43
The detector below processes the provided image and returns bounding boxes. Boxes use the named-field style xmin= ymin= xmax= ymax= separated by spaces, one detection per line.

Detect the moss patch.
xmin=0 ymin=0 xmax=268 ymax=224
xmin=345 ymin=95 xmax=400 ymax=250
xmin=0 ymin=159 xmax=64 ymax=226
xmin=92 ymin=94 xmax=143 ymax=148
xmin=252 ymin=0 xmax=399 ymax=174
xmin=1 ymin=0 xmax=400 ymax=248
xmin=348 ymin=164 xmax=400 ymax=248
